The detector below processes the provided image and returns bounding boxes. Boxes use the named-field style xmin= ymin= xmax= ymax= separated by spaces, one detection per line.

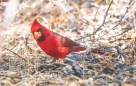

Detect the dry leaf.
xmin=108 ymin=52 xmax=113 ymax=60
xmin=99 ymin=57 xmax=107 ymax=64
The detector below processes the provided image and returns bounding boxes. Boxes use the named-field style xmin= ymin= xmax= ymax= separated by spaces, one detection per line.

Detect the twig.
xmin=94 ymin=2 xmax=102 ymax=20
xmin=4 ymin=47 xmax=27 ymax=62
xmin=115 ymin=46 xmax=127 ymax=60
xmin=93 ymin=0 xmax=113 ymax=35
xmin=76 ymin=0 xmax=113 ymax=41
xmin=129 ymin=0 xmax=136 ymax=7
xmin=102 ymin=26 xmax=133 ymax=39
xmin=95 ymin=0 xmax=134 ymax=41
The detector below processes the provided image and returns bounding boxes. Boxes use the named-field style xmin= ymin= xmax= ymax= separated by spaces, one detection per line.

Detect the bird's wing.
xmin=53 ymin=32 xmax=79 ymax=47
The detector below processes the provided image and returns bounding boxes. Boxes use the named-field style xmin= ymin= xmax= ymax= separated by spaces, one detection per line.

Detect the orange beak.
xmin=33 ymin=31 xmax=42 ymax=40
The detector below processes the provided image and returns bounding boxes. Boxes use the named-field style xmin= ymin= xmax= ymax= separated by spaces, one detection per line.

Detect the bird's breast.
xmin=37 ymin=37 xmax=70 ymax=59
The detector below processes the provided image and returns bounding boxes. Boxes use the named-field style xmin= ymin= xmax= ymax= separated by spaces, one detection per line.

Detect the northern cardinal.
xmin=31 ymin=19 xmax=87 ymax=62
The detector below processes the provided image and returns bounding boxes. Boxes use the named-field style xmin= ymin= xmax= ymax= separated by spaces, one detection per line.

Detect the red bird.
xmin=31 ymin=19 xmax=86 ymax=62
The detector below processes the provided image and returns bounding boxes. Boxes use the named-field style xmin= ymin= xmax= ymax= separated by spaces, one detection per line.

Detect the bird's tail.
xmin=71 ymin=46 xmax=86 ymax=52
xmin=90 ymin=48 xmax=105 ymax=55
xmin=72 ymin=46 xmax=113 ymax=56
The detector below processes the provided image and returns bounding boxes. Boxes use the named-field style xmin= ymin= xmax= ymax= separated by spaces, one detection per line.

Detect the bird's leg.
xmin=46 ymin=58 xmax=57 ymax=64
xmin=61 ymin=57 xmax=65 ymax=63
xmin=47 ymin=58 xmax=65 ymax=64
xmin=51 ymin=58 xmax=58 ymax=63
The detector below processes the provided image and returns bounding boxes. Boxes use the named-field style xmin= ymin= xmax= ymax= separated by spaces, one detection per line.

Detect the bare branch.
xmin=96 ymin=0 xmax=134 ymax=41
xmin=93 ymin=0 xmax=114 ymax=35
xmin=94 ymin=2 xmax=102 ymax=20
xmin=75 ymin=0 xmax=113 ymax=41
xmin=4 ymin=47 xmax=27 ymax=62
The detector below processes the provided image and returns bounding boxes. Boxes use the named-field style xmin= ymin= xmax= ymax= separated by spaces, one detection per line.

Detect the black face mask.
xmin=37 ymin=28 xmax=45 ymax=42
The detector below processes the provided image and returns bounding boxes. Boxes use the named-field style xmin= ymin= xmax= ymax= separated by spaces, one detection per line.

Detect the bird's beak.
xmin=33 ymin=31 xmax=42 ymax=40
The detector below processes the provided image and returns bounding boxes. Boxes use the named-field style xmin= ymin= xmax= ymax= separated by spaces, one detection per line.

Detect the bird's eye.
xmin=37 ymin=28 xmax=42 ymax=33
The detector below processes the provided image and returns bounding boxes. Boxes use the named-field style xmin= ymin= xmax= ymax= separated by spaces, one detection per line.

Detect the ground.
xmin=0 ymin=0 xmax=136 ymax=86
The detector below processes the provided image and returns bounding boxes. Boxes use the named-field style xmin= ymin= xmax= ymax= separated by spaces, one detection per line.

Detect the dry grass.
xmin=0 ymin=0 xmax=136 ymax=86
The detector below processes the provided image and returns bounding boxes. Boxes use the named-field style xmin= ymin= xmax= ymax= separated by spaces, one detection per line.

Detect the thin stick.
xmin=4 ymin=47 xmax=27 ymax=62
